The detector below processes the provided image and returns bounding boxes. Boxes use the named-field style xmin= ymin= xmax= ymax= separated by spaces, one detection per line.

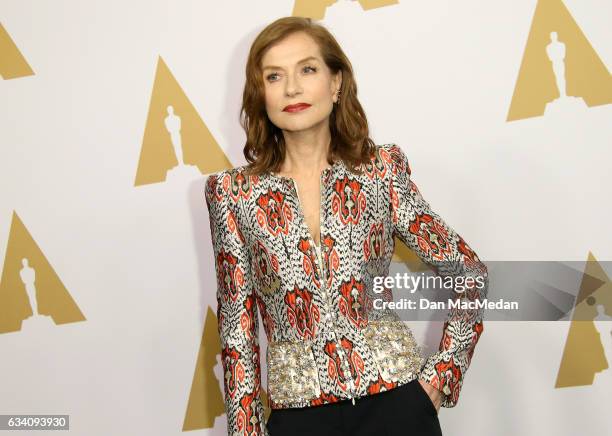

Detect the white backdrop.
xmin=1 ymin=0 xmax=611 ymax=435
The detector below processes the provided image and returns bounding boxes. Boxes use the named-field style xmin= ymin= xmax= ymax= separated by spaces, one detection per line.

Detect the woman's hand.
xmin=418 ymin=379 xmax=442 ymax=413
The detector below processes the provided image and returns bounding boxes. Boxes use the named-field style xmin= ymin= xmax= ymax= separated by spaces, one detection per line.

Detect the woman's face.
xmin=261 ymin=31 xmax=342 ymax=135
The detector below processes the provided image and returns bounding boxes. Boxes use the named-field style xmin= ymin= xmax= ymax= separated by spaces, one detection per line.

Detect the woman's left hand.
xmin=418 ymin=379 xmax=442 ymax=413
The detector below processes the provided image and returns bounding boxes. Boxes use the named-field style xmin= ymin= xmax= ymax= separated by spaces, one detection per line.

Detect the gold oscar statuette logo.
xmin=507 ymin=0 xmax=612 ymax=121
xmin=0 ymin=23 xmax=34 ymax=80
xmin=0 ymin=211 xmax=85 ymax=334
xmin=292 ymin=0 xmax=398 ymax=20
xmin=134 ymin=56 xmax=232 ymax=186
xmin=555 ymin=252 xmax=612 ymax=388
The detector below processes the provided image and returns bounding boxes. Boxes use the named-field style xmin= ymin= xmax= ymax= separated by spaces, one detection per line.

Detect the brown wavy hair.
xmin=240 ymin=16 xmax=377 ymax=177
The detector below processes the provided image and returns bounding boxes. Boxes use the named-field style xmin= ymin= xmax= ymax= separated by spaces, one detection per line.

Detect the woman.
xmin=205 ymin=16 xmax=488 ymax=436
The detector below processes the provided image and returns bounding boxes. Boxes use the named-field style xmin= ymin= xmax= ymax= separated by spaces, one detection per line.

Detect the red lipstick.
xmin=283 ymin=103 xmax=311 ymax=112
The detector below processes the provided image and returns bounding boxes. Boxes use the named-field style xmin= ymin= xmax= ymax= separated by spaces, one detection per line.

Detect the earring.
xmin=335 ymin=90 xmax=342 ymax=104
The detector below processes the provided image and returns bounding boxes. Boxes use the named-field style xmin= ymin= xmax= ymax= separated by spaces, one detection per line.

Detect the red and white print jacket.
xmin=204 ymin=143 xmax=488 ymax=436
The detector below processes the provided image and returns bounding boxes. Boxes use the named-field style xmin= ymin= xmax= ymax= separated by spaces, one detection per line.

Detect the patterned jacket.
xmin=204 ymin=143 xmax=488 ymax=436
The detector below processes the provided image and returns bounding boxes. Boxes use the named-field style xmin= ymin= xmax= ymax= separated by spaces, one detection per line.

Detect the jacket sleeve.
xmin=204 ymin=172 xmax=269 ymax=436
xmin=386 ymin=144 xmax=489 ymax=408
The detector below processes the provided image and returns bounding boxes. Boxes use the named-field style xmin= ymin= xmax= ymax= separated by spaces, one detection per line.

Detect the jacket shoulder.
xmin=375 ymin=143 xmax=411 ymax=175
xmin=376 ymin=142 xmax=404 ymax=157
xmin=204 ymin=165 xmax=252 ymax=211
xmin=204 ymin=165 xmax=248 ymax=198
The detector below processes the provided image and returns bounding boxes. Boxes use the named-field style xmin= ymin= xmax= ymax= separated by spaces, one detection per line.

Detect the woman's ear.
xmin=335 ymin=70 xmax=343 ymax=93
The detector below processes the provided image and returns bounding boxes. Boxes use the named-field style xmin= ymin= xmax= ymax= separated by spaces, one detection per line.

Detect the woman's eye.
xmin=266 ymin=66 xmax=316 ymax=82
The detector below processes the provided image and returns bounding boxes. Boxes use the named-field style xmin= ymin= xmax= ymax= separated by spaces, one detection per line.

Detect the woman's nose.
xmin=285 ymin=73 xmax=303 ymax=97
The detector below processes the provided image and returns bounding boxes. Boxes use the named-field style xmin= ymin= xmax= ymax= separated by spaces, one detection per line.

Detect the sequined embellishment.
xmin=267 ymin=339 xmax=322 ymax=406
xmin=361 ymin=316 xmax=424 ymax=383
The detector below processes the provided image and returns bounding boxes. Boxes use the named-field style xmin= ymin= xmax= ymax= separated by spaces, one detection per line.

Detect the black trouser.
xmin=266 ymin=379 xmax=443 ymax=435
